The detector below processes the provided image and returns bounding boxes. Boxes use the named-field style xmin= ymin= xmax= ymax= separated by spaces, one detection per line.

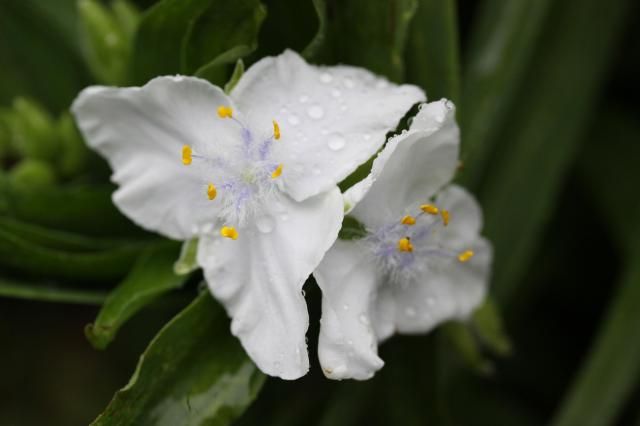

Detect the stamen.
xmin=217 ymin=105 xmax=233 ymax=118
xmin=397 ymin=237 xmax=413 ymax=252
xmin=182 ymin=145 xmax=192 ymax=165
xmin=207 ymin=183 xmax=217 ymax=200
xmin=273 ymin=120 xmax=281 ymax=140
xmin=220 ymin=226 xmax=239 ymax=240
xmin=441 ymin=209 xmax=450 ymax=226
xmin=457 ymin=250 xmax=474 ymax=263
xmin=271 ymin=164 xmax=283 ymax=179
xmin=420 ymin=204 xmax=439 ymax=215
xmin=401 ymin=215 xmax=416 ymax=225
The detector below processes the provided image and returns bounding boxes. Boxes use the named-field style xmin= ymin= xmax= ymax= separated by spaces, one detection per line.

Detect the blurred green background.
xmin=1 ymin=0 xmax=639 ymax=425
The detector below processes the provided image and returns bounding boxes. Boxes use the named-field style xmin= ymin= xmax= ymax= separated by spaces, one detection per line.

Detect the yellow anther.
xmin=441 ymin=209 xmax=450 ymax=226
xmin=271 ymin=164 xmax=283 ymax=179
xmin=182 ymin=145 xmax=192 ymax=165
xmin=217 ymin=105 xmax=233 ymax=118
xmin=273 ymin=120 xmax=281 ymax=140
xmin=420 ymin=204 xmax=439 ymax=215
xmin=207 ymin=183 xmax=217 ymax=200
xmin=457 ymin=250 xmax=474 ymax=263
xmin=401 ymin=215 xmax=416 ymax=226
xmin=397 ymin=237 xmax=413 ymax=252
xmin=220 ymin=226 xmax=238 ymax=240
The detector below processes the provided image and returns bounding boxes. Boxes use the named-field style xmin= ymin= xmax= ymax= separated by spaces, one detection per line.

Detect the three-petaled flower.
xmin=314 ymin=100 xmax=492 ymax=380
xmin=72 ymin=50 xmax=424 ymax=379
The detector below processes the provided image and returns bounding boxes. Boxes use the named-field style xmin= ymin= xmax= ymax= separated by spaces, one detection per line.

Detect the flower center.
xmin=181 ymin=106 xmax=284 ymax=239
xmin=364 ymin=203 xmax=473 ymax=283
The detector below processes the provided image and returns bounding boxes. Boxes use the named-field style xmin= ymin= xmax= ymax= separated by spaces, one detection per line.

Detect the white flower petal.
xmin=392 ymin=237 xmax=492 ymax=333
xmin=314 ymin=240 xmax=385 ymax=380
xmin=231 ymin=49 xmax=425 ymax=202
xmin=197 ymin=187 xmax=343 ymax=380
xmin=347 ymin=100 xmax=459 ymax=229
xmin=434 ymin=185 xmax=483 ymax=247
xmin=72 ymin=76 xmax=238 ymax=240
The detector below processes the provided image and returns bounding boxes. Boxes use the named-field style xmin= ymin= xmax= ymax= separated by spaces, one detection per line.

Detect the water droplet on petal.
xmin=376 ymin=80 xmax=389 ymax=89
xmin=344 ymin=77 xmax=355 ymax=88
xmin=342 ymin=304 xmax=349 ymax=311
xmin=299 ymin=95 xmax=309 ymax=103
xmin=363 ymin=133 xmax=371 ymax=141
xmin=327 ymin=133 xmax=346 ymax=151
xmin=340 ymin=105 xmax=348 ymax=111
xmin=256 ymin=216 xmax=275 ymax=233
xmin=331 ymin=88 xmax=342 ymax=98
xmin=312 ymin=167 xmax=322 ymax=175
xmin=307 ymin=105 xmax=325 ymax=119
xmin=347 ymin=340 xmax=354 ymax=346
xmin=405 ymin=307 xmax=417 ymax=317
xmin=280 ymin=213 xmax=289 ymax=222
xmin=320 ymin=72 xmax=333 ymax=83
xmin=358 ymin=314 xmax=370 ymax=325
xmin=426 ymin=297 xmax=436 ymax=306
xmin=301 ymin=289 xmax=306 ymax=297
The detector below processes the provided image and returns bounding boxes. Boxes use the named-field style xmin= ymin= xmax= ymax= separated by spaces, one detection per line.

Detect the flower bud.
xmin=9 ymin=98 xmax=59 ymax=161
xmin=9 ymin=159 xmax=57 ymax=188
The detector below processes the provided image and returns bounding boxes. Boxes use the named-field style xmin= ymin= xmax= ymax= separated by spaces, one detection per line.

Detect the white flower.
xmin=71 ymin=50 xmax=424 ymax=379
xmin=314 ymin=100 xmax=492 ymax=380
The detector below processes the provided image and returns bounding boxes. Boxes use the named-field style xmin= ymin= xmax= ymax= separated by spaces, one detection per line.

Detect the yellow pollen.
xmin=220 ymin=226 xmax=238 ymax=240
xmin=273 ymin=120 xmax=281 ymax=140
xmin=397 ymin=237 xmax=413 ymax=252
xmin=182 ymin=145 xmax=192 ymax=165
xmin=420 ymin=204 xmax=439 ymax=215
xmin=458 ymin=250 xmax=474 ymax=263
xmin=271 ymin=164 xmax=283 ymax=179
xmin=207 ymin=183 xmax=217 ymax=200
xmin=441 ymin=209 xmax=450 ymax=226
xmin=217 ymin=105 xmax=233 ymax=118
xmin=401 ymin=215 xmax=416 ymax=225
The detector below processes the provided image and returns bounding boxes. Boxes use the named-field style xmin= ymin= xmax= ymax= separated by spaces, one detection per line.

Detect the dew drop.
xmin=320 ymin=72 xmax=333 ymax=83
xmin=172 ymin=75 xmax=184 ymax=82
xmin=331 ymin=88 xmax=342 ymax=98
xmin=343 ymin=77 xmax=355 ymax=88
xmin=363 ymin=133 xmax=371 ymax=141
xmin=288 ymin=114 xmax=300 ymax=126
xmin=405 ymin=307 xmax=417 ymax=317
xmin=340 ymin=105 xmax=348 ymax=112
xmin=342 ymin=304 xmax=349 ymax=311
xmin=307 ymin=105 xmax=325 ymax=120
xmin=280 ymin=213 xmax=289 ymax=222
xmin=376 ymin=80 xmax=389 ymax=89
xmin=256 ymin=216 xmax=275 ymax=233
xmin=426 ymin=297 xmax=436 ymax=306
xmin=435 ymin=114 xmax=445 ymax=124
xmin=358 ymin=314 xmax=370 ymax=326
xmin=299 ymin=95 xmax=309 ymax=103
xmin=327 ymin=133 xmax=346 ymax=151
xmin=347 ymin=340 xmax=354 ymax=346
xmin=312 ymin=167 xmax=322 ymax=175
xmin=301 ymin=289 xmax=306 ymax=297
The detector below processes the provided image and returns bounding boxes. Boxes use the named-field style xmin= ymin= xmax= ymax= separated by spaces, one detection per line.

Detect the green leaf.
xmin=405 ymin=0 xmax=461 ymax=102
xmin=77 ymin=0 xmax=138 ymax=85
xmin=471 ymin=298 xmax=512 ymax=357
xmin=0 ymin=181 xmax=143 ymax=237
xmin=551 ymin=228 xmax=640 ymax=426
xmin=131 ymin=0 xmax=265 ymax=85
xmin=0 ymin=0 xmax=89 ymax=111
xmin=458 ymin=0 xmax=552 ymax=190
xmin=302 ymin=0 xmax=328 ymax=60
xmin=174 ymin=238 xmax=200 ymax=275
xmin=223 ymin=59 xmax=245 ymax=94
xmin=0 ymin=276 xmax=107 ymax=305
xmin=86 ymin=242 xmax=185 ymax=349
xmin=440 ymin=322 xmax=493 ymax=376
xmin=577 ymin=109 xmax=640 ymax=253
xmin=338 ymin=216 xmax=367 ymax=241
xmin=325 ymin=0 xmax=418 ymax=81
xmin=185 ymin=0 xmax=266 ymax=76
xmin=476 ymin=0 xmax=632 ymax=303
xmin=92 ymin=292 xmax=266 ymax=426
xmin=0 ymin=225 xmax=145 ymax=282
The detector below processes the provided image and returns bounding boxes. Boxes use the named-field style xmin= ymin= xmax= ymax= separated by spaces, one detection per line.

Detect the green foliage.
xmin=131 ymin=0 xmax=266 ymax=85
xmin=92 ymin=292 xmax=265 ymax=426
xmin=86 ymin=242 xmax=185 ymax=349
